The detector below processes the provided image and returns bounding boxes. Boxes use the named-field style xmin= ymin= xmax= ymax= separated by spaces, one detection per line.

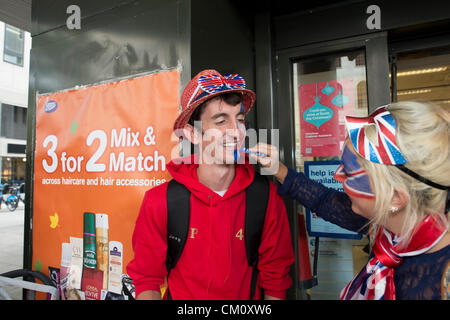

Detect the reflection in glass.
xmin=293 ymin=50 xmax=369 ymax=168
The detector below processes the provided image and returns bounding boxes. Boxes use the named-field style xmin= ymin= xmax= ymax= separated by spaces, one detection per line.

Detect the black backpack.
xmin=166 ymin=172 xmax=270 ymax=299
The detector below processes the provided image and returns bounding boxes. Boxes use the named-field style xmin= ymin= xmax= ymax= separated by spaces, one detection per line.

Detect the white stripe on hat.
xmin=187 ymin=84 xmax=201 ymax=109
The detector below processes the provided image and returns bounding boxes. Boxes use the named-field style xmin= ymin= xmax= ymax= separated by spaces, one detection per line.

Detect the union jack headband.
xmin=345 ymin=106 xmax=450 ymax=211
xmin=345 ymin=105 xmax=407 ymax=165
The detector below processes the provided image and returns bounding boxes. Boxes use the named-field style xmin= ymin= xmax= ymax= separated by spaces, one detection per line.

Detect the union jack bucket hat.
xmin=173 ymin=69 xmax=256 ymax=137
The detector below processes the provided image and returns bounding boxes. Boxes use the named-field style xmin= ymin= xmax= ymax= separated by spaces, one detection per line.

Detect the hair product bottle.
xmin=60 ymin=242 xmax=72 ymax=300
xmin=108 ymin=241 xmax=123 ymax=295
xmin=95 ymin=213 xmax=109 ymax=290
xmin=83 ymin=212 xmax=97 ymax=268
xmin=69 ymin=236 xmax=83 ymax=289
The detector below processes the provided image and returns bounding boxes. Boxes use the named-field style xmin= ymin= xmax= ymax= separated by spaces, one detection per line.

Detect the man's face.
xmin=196 ymin=97 xmax=246 ymax=165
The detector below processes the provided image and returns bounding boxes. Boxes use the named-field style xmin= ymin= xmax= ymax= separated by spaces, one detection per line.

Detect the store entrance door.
xmin=275 ymin=32 xmax=391 ymax=299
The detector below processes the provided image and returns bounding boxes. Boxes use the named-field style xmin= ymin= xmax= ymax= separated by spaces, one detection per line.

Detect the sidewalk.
xmin=0 ymin=202 xmax=25 ymax=299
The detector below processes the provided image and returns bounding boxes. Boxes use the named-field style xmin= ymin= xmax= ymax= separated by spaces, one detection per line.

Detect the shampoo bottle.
xmin=83 ymin=212 xmax=97 ymax=268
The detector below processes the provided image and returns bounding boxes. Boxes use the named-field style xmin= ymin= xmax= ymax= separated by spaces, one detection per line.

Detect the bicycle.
xmin=0 ymin=269 xmax=57 ymax=300
xmin=1 ymin=184 xmax=19 ymax=212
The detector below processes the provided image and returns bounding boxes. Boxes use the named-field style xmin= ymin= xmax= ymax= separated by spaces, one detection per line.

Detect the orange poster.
xmin=33 ymin=70 xmax=180 ymax=294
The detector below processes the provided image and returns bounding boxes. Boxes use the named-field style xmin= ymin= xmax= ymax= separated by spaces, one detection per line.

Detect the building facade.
xmin=0 ymin=21 xmax=31 ymax=184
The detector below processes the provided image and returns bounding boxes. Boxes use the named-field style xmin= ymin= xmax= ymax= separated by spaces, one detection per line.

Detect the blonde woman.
xmin=250 ymin=101 xmax=449 ymax=300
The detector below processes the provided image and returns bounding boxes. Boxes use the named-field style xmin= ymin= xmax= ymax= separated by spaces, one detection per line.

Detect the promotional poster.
xmin=299 ymin=79 xmax=355 ymax=157
xmin=33 ymin=70 xmax=180 ymax=297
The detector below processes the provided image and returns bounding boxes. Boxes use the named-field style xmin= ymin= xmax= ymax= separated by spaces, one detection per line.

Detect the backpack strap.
xmin=166 ymin=172 xmax=270 ymax=300
xmin=245 ymin=172 xmax=270 ymax=299
xmin=166 ymin=179 xmax=191 ymax=273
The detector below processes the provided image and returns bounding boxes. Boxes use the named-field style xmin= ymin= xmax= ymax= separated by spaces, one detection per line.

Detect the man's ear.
xmin=391 ymin=187 xmax=409 ymax=211
xmin=183 ymin=124 xmax=201 ymax=145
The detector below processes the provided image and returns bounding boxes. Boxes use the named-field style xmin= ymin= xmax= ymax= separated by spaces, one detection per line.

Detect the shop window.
xmin=1 ymin=157 xmax=26 ymax=184
xmin=3 ymin=24 xmax=24 ymax=66
xmin=357 ymin=81 xmax=367 ymax=110
xmin=391 ymin=45 xmax=450 ymax=106
xmin=1 ymin=104 xmax=27 ymax=140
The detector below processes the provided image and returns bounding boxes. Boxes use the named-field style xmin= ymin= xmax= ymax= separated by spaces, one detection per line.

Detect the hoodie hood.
xmin=167 ymin=153 xmax=255 ymax=204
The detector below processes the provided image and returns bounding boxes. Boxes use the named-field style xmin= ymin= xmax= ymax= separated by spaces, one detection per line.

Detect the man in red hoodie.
xmin=127 ymin=70 xmax=294 ymax=300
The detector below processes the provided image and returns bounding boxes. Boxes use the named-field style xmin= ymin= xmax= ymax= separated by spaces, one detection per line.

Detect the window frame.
xmin=3 ymin=24 xmax=25 ymax=67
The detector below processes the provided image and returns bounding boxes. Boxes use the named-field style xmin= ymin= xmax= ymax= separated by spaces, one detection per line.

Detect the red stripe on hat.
xmin=371 ymin=106 xmax=388 ymax=117
xmin=357 ymin=126 xmax=366 ymax=158
xmin=376 ymin=120 xmax=396 ymax=148
xmin=346 ymin=116 xmax=371 ymax=124
xmin=376 ymin=133 xmax=391 ymax=164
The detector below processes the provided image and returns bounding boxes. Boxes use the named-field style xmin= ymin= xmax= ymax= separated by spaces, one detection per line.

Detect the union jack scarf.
xmin=340 ymin=215 xmax=448 ymax=300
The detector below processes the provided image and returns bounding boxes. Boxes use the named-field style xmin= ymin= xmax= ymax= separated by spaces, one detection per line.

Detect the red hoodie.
xmin=127 ymin=156 xmax=294 ymax=299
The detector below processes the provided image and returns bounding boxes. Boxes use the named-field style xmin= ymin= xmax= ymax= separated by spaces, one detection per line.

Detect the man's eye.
xmin=215 ymin=120 xmax=225 ymax=125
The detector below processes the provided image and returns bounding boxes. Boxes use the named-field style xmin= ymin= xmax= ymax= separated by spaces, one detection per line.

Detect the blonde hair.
xmin=358 ymin=101 xmax=449 ymax=247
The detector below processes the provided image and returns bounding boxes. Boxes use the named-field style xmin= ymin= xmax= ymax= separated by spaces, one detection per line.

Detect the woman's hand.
xmin=248 ymin=143 xmax=288 ymax=184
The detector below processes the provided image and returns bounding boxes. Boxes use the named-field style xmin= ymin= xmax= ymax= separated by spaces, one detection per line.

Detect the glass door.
xmin=292 ymin=50 xmax=370 ymax=300
xmin=276 ymin=33 xmax=390 ymax=300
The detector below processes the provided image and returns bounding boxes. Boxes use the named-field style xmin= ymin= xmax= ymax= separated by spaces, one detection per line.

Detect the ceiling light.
xmin=397 ymin=89 xmax=431 ymax=96
xmin=397 ymin=66 xmax=447 ymax=77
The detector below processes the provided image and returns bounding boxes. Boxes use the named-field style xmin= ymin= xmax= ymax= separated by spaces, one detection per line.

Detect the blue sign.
xmin=304 ymin=160 xmax=362 ymax=240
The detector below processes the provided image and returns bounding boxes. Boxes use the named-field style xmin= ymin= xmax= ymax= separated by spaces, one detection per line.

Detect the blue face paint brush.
xmin=233 ymin=147 xmax=266 ymax=162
